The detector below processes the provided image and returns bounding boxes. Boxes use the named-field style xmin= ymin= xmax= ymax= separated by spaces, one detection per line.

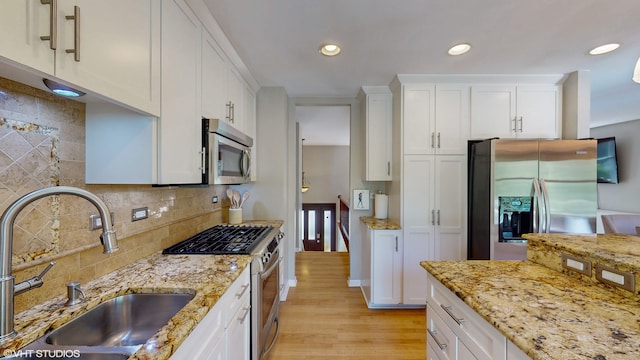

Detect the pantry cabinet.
xmin=470 ymin=85 xmax=560 ymax=140
xmin=403 ymin=84 xmax=468 ymax=156
xmin=360 ymin=223 xmax=403 ymax=307
xmin=360 ymin=86 xmax=393 ymax=181
xmin=403 ymin=155 xmax=466 ymax=304
xmin=0 ymin=0 xmax=161 ymax=116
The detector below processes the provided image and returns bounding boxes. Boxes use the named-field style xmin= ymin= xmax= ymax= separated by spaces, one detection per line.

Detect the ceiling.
xmin=204 ymin=0 xmax=640 ymax=141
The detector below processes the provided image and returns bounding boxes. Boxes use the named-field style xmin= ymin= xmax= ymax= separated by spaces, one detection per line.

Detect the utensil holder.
xmin=229 ymin=208 xmax=242 ymax=225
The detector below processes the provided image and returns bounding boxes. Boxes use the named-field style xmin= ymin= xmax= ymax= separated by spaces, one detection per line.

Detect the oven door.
xmin=253 ymin=248 xmax=281 ymax=360
xmin=208 ymin=133 xmax=251 ymax=185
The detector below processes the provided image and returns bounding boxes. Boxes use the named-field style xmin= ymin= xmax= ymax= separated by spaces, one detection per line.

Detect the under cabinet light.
xmin=43 ymin=79 xmax=85 ymax=97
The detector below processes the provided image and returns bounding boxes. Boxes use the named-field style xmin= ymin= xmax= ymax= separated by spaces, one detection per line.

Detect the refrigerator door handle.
xmin=540 ymin=178 xmax=551 ymax=233
xmin=532 ymin=178 xmax=543 ymax=233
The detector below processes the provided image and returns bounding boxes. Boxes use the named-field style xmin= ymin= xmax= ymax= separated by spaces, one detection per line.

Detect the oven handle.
xmin=262 ymin=317 xmax=280 ymax=358
xmin=260 ymin=255 xmax=280 ymax=279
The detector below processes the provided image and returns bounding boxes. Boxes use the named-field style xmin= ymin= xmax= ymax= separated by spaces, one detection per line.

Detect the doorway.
xmin=301 ymin=203 xmax=337 ymax=251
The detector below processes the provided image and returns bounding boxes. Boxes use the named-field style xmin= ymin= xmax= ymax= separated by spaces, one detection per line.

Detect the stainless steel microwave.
xmin=202 ymin=118 xmax=253 ymax=185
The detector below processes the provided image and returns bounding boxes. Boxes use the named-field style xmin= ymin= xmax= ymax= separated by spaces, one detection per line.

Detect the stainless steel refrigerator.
xmin=467 ymin=139 xmax=597 ymax=260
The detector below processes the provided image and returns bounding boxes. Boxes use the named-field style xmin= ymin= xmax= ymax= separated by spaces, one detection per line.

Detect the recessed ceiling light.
xmin=448 ymin=43 xmax=471 ymax=56
xmin=588 ymin=43 xmax=620 ymax=55
xmin=43 ymin=79 xmax=85 ymax=97
xmin=319 ymin=43 xmax=341 ymax=57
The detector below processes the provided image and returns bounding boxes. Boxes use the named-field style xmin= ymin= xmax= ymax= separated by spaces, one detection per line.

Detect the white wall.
xmin=301 ymin=145 xmax=349 ymax=204
xmin=590 ymin=119 xmax=640 ymax=213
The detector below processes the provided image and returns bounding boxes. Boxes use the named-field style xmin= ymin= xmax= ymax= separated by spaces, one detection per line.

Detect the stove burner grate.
xmin=162 ymin=225 xmax=273 ymax=255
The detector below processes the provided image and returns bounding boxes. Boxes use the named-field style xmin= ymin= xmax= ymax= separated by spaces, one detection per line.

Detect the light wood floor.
xmin=269 ymin=251 xmax=426 ymax=360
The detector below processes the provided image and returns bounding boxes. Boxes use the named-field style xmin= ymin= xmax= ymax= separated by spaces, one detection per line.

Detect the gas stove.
xmin=162 ymin=224 xmax=274 ymax=255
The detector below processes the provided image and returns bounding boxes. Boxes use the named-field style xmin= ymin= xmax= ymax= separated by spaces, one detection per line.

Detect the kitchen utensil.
xmin=233 ymin=191 xmax=241 ymax=209
xmin=239 ymin=191 xmax=250 ymax=208
xmin=227 ymin=189 xmax=236 ymax=208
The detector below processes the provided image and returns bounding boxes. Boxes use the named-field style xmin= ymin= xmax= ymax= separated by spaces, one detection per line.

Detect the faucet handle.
xmin=37 ymin=261 xmax=56 ymax=280
xmin=14 ymin=261 xmax=56 ymax=296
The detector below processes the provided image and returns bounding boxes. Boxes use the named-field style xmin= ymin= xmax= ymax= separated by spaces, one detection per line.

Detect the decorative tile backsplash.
xmin=0 ymin=77 xmax=224 ymax=267
xmin=0 ymin=117 xmax=60 ymax=262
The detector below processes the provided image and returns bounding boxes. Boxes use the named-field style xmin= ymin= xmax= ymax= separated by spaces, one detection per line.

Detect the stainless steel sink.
xmin=45 ymin=293 xmax=194 ymax=347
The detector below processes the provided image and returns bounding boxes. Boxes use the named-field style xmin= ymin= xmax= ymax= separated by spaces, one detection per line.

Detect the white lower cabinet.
xmin=360 ymin=224 xmax=403 ymax=307
xmin=171 ymin=267 xmax=250 ymax=360
xmin=426 ymin=273 xmax=531 ymax=360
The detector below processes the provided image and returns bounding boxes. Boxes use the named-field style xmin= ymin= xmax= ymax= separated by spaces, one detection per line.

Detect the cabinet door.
xmin=55 ymin=0 xmax=160 ymax=116
xmin=435 ymin=85 xmax=469 ymax=155
xmin=371 ymin=230 xmax=402 ymax=305
xmin=515 ymin=85 xmax=559 ymax=139
xmin=427 ymin=305 xmax=456 ymax=360
xmin=403 ymin=155 xmax=435 ymax=304
xmin=243 ymin=85 xmax=257 ymax=181
xmin=226 ymin=299 xmax=251 ymax=360
xmin=365 ymin=92 xmax=393 ymax=180
xmin=0 ymin=0 xmax=55 ymax=74
xmin=227 ymin=65 xmax=244 ymax=128
xmin=202 ymin=29 xmax=228 ymax=121
xmin=158 ymin=0 xmax=202 ymax=184
xmin=434 ymin=156 xmax=467 ymax=261
xmin=470 ymin=86 xmax=516 ymax=139
xmin=403 ymin=84 xmax=435 ymax=155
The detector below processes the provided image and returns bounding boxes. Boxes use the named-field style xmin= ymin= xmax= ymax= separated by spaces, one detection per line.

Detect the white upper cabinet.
xmin=0 ymin=0 xmax=161 ymax=116
xmin=470 ymin=85 xmax=560 ymax=140
xmin=202 ymin=29 xmax=228 ymax=122
xmin=360 ymin=86 xmax=393 ymax=181
xmin=403 ymin=84 xmax=468 ymax=155
xmin=435 ymin=85 xmax=470 ymax=155
xmin=0 ymin=0 xmax=56 ymax=74
xmin=201 ymin=28 xmax=254 ymax=136
xmin=158 ymin=0 xmax=202 ymax=184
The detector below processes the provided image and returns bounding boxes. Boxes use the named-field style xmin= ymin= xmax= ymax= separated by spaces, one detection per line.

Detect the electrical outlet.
xmin=212 ymin=196 xmax=219 ymax=204
xmin=131 ymin=207 xmax=149 ymax=222
xmin=89 ymin=212 xmax=115 ymax=231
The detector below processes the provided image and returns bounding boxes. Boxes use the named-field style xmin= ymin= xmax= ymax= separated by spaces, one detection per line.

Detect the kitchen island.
xmin=422 ymin=233 xmax=640 ymax=360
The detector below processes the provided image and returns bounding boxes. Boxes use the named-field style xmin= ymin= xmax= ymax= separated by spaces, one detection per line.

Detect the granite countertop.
xmin=1 ymin=220 xmax=283 ymax=359
xmin=422 ymin=233 xmax=640 ymax=360
xmin=360 ymin=216 xmax=401 ymax=230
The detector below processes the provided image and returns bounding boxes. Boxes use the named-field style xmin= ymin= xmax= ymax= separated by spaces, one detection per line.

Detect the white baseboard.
xmin=347 ymin=279 xmax=361 ymax=287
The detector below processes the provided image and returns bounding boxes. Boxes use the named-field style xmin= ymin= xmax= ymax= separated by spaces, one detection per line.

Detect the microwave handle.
xmin=241 ymin=149 xmax=251 ymax=178
xmin=200 ymin=147 xmax=206 ymax=175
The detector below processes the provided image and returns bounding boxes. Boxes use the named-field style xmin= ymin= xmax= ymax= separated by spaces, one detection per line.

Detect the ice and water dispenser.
xmin=498 ymin=196 xmax=533 ymax=242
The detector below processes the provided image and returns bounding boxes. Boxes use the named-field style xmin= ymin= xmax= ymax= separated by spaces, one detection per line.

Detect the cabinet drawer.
xmin=427 ymin=274 xmax=506 ymax=360
xmin=223 ymin=267 xmax=251 ymax=327
xmin=427 ymin=305 xmax=456 ymax=360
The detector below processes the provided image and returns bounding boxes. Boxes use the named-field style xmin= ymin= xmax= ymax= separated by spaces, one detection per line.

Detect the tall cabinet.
xmin=389 ymin=78 xmax=468 ymax=305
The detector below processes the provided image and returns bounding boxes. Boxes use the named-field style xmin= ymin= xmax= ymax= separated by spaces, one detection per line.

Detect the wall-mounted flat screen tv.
xmin=597 ymin=137 xmax=619 ymax=184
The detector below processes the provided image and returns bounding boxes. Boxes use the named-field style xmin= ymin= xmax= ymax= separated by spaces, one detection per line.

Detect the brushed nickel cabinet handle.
xmin=40 ymin=0 xmax=57 ymax=50
xmin=387 ymin=161 xmax=390 ymax=176
xmin=431 ymin=132 xmax=435 ymax=148
xmin=65 ymin=6 xmax=80 ymax=61
xmin=518 ymin=116 xmax=523 ymax=132
xmin=437 ymin=209 xmax=441 ymax=226
xmin=395 ymin=236 xmax=398 ymax=252
xmin=226 ymin=101 xmax=232 ymax=122
xmin=511 ymin=116 xmax=517 ymax=132
xmin=437 ymin=132 xmax=441 ymax=148
xmin=441 ymin=304 xmax=465 ymax=326
xmin=431 ymin=210 xmax=435 ymax=225
xmin=427 ymin=328 xmax=447 ymax=350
